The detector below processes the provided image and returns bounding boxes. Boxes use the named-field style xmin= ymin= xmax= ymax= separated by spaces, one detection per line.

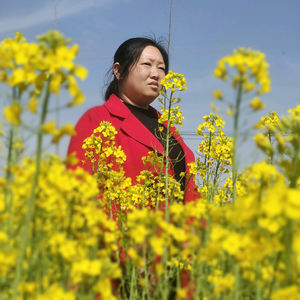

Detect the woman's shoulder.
xmin=75 ymin=94 xmax=129 ymax=128
xmin=76 ymin=104 xmax=108 ymax=124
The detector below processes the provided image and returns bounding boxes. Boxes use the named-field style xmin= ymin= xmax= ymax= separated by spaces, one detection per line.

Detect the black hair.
xmin=104 ymin=37 xmax=169 ymax=101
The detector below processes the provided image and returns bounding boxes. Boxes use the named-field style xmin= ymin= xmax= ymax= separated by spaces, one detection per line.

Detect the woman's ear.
xmin=113 ymin=63 xmax=121 ymax=80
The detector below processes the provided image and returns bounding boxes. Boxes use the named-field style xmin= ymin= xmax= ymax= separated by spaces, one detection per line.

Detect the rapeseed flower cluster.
xmin=0 ymin=31 xmax=122 ymax=300
xmin=158 ymin=72 xmax=186 ymax=134
xmin=196 ymin=114 xmax=233 ymax=204
xmin=212 ymin=47 xmax=271 ymax=204
xmin=0 ymin=155 xmax=121 ymax=300
xmin=213 ymin=47 xmax=271 ymax=97
xmin=1 ymin=32 xmax=300 ymax=300
xmin=160 ymin=70 xmax=187 ymax=92
xmin=253 ymin=111 xmax=283 ymax=165
xmin=254 ymin=111 xmax=281 ymax=136
xmin=81 ymin=126 xmax=183 ymax=215
xmin=288 ymin=104 xmax=300 ymax=119
xmin=0 ymin=31 xmax=87 ymax=119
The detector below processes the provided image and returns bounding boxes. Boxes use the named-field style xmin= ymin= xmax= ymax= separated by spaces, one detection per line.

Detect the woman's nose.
xmin=150 ymin=67 xmax=159 ymax=79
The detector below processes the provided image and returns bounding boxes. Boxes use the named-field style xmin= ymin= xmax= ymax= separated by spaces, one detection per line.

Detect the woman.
xmin=67 ymin=37 xmax=199 ymax=203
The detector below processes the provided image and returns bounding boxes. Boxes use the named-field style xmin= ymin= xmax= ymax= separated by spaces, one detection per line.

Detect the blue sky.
xmin=0 ymin=0 xmax=299 ymax=170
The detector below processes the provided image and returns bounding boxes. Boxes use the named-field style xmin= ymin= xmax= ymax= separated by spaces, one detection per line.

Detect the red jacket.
xmin=67 ymin=94 xmax=200 ymax=203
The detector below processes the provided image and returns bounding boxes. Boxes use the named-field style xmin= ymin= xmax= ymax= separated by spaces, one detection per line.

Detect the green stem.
xmin=176 ymin=257 xmax=181 ymax=293
xmin=142 ymin=245 xmax=151 ymax=300
xmin=12 ymin=77 xmax=52 ymax=300
xmin=95 ymin=139 xmax=104 ymax=178
xmin=289 ymin=143 xmax=299 ymax=189
xmin=234 ymin=263 xmax=240 ymax=300
xmin=141 ymin=177 xmax=147 ymax=209
xmin=163 ymin=250 xmax=169 ymax=300
xmin=283 ymin=142 xmax=300 ymax=286
xmin=213 ymin=160 xmax=221 ymax=187
xmin=5 ymin=127 xmax=14 ymax=244
xmin=156 ymin=152 xmax=165 ymax=211
xmin=232 ymin=80 xmax=243 ymax=204
xmin=164 ymin=91 xmax=173 ymax=222
xmin=268 ymin=132 xmax=274 ymax=165
xmin=206 ymin=132 xmax=212 ymax=203
xmin=256 ymin=264 xmax=261 ymax=300
xmin=191 ymin=255 xmax=197 ymax=300
xmin=5 ymin=127 xmax=14 ymax=188
xmin=284 ymin=219 xmax=293 ymax=286
xmin=129 ymin=266 xmax=136 ymax=300
xmin=5 ymin=88 xmax=20 ymax=234
xmin=266 ymin=252 xmax=281 ymax=299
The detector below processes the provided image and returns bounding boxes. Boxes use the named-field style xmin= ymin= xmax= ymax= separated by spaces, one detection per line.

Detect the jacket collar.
xmin=104 ymin=94 xmax=164 ymax=153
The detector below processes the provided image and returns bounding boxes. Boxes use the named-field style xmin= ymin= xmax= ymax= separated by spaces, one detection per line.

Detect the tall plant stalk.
xmin=232 ymin=80 xmax=243 ymax=204
xmin=12 ymin=78 xmax=51 ymax=299
xmin=164 ymin=92 xmax=174 ymax=222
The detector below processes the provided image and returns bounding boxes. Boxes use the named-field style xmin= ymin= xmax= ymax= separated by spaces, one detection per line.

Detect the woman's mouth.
xmin=148 ymin=81 xmax=159 ymax=88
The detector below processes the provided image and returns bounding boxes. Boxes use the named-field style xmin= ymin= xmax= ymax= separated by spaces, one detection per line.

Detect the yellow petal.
xmin=4 ymin=103 xmax=21 ymax=125
xmin=51 ymin=132 xmax=63 ymax=144
xmin=8 ymin=69 xmax=26 ymax=86
xmin=15 ymin=32 xmax=26 ymax=42
xmin=41 ymin=120 xmax=57 ymax=134
xmin=67 ymin=75 xmax=78 ymax=96
xmin=227 ymin=108 xmax=233 ymax=117
xmin=49 ymin=73 xmax=63 ymax=95
xmin=212 ymin=90 xmax=223 ymax=100
xmin=210 ymin=102 xmax=220 ymax=112
xmin=59 ymin=123 xmax=77 ymax=136
xmin=67 ymin=90 xmax=85 ymax=107
xmin=249 ymin=97 xmax=265 ymax=112
xmin=74 ymin=65 xmax=88 ymax=80
xmin=64 ymin=152 xmax=79 ymax=166
xmin=285 ymin=189 xmax=300 ymax=219
xmin=27 ymin=97 xmax=39 ymax=114
xmin=34 ymin=73 xmax=47 ymax=92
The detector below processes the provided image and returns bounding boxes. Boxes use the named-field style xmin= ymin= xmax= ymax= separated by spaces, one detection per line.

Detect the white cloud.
xmin=0 ymin=0 xmax=113 ymax=34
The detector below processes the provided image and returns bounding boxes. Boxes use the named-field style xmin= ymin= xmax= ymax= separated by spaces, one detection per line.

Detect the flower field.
xmin=0 ymin=31 xmax=300 ymax=300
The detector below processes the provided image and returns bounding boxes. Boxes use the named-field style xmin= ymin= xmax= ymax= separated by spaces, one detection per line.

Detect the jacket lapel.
xmin=121 ymin=114 xmax=164 ymax=153
xmin=104 ymin=95 xmax=164 ymax=153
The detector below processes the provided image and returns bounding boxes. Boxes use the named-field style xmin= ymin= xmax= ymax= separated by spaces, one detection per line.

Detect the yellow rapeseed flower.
xmin=271 ymin=285 xmax=300 ymax=300
xmin=160 ymin=70 xmax=187 ymax=92
xmin=210 ymin=102 xmax=220 ymax=112
xmin=41 ymin=120 xmax=57 ymax=134
xmin=3 ymin=103 xmax=21 ymax=125
xmin=214 ymin=48 xmax=271 ymax=100
xmin=73 ymin=64 xmax=88 ymax=80
xmin=64 ymin=152 xmax=79 ymax=166
xmin=150 ymin=236 xmax=165 ymax=256
xmin=59 ymin=123 xmax=76 ymax=136
xmin=244 ymin=82 xmax=256 ymax=93
xmin=67 ymin=90 xmax=85 ymax=107
xmin=254 ymin=133 xmax=274 ymax=156
xmin=249 ymin=97 xmax=265 ymax=111
xmin=51 ymin=123 xmax=77 ymax=144
xmin=288 ymin=104 xmax=300 ymax=120
xmin=227 ymin=107 xmax=234 ymax=117
xmin=176 ymin=288 xmax=187 ymax=299
xmin=285 ymin=189 xmax=300 ymax=219
xmin=212 ymin=90 xmax=223 ymax=100
xmin=27 ymin=97 xmax=39 ymax=114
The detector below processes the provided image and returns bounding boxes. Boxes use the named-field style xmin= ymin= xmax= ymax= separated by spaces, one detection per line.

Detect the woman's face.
xmin=115 ymin=46 xmax=166 ymax=109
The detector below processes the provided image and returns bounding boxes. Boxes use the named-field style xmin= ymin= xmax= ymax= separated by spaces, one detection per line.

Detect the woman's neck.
xmin=118 ymin=96 xmax=149 ymax=110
